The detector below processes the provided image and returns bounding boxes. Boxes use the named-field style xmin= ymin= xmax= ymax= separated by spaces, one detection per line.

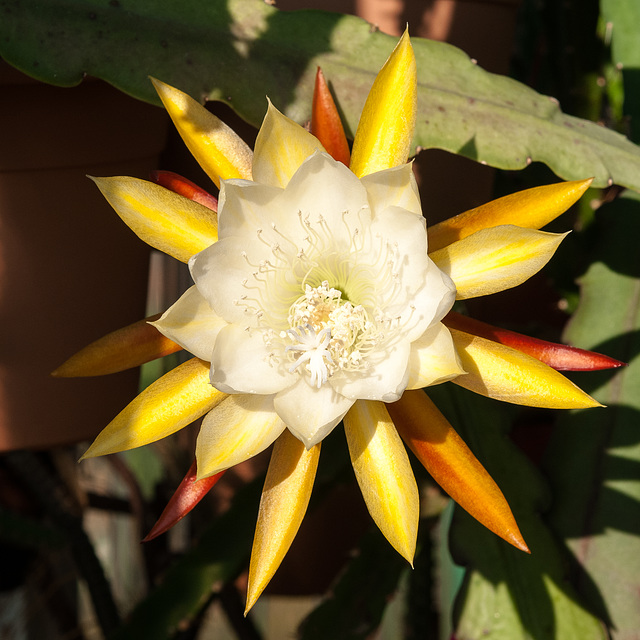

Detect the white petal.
xmin=415 ymin=258 xmax=458 ymax=333
xmin=369 ymin=207 xmax=456 ymax=342
xmin=406 ymin=323 xmax=466 ymax=389
xmin=274 ymin=378 xmax=354 ymax=447
xmin=217 ymin=179 xmax=281 ymax=239
xmin=279 ymin=153 xmax=370 ymax=241
xmin=252 ymin=101 xmax=326 ymax=188
xmin=150 ymin=286 xmax=225 ymax=361
xmin=189 ymin=238 xmax=264 ymax=327
xmin=210 ymin=324 xmax=295 ymax=394
xmin=196 ymin=394 xmax=286 ymax=477
xmin=360 ymin=163 xmax=422 ymax=218
xmin=246 ymin=152 xmax=370 ymax=255
xmin=330 ymin=341 xmax=411 ymax=402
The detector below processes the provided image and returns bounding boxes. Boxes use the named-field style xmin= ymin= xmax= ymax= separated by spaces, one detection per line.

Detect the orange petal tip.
xmin=143 ymin=460 xmax=225 ymax=542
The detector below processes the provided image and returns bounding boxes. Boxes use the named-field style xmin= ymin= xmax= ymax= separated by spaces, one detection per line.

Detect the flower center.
xmin=282 ymin=281 xmax=379 ymax=387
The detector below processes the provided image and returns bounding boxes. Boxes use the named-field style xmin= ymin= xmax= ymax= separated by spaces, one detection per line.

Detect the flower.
xmin=55 ymin=31 xmax=618 ymax=611
xmin=153 ymin=142 xmax=459 ymax=449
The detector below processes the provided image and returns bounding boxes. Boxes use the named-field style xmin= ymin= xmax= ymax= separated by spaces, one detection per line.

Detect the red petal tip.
xmin=150 ymin=170 xmax=218 ymax=211
xmin=143 ymin=461 xmax=225 ymax=542
xmin=311 ymin=68 xmax=351 ymax=166
xmin=444 ymin=312 xmax=625 ymax=372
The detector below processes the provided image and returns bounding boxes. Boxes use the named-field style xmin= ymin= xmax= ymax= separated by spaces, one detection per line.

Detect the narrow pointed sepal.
xmin=311 ymin=68 xmax=351 ymax=166
xmin=151 ymin=78 xmax=253 ymax=187
xmin=143 ymin=460 xmax=225 ymax=542
xmin=82 ymin=358 xmax=226 ymax=459
xmin=444 ymin=312 xmax=626 ymax=371
xmin=90 ymin=176 xmax=218 ymax=263
xmin=150 ymin=170 xmax=218 ymax=211
xmin=52 ymin=315 xmax=182 ymax=377
xmin=350 ymin=29 xmax=416 ymax=177
xmin=449 ymin=329 xmax=602 ymax=408
xmin=344 ymin=400 xmax=419 ymax=564
xmin=389 ymin=390 xmax=529 ymax=553
xmin=195 ymin=394 xmax=286 ymax=479
xmin=245 ymin=430 xmax=320 ymax=613
xmin=252 ymin=101 xmax=326 ymax=188
xmin=430 ymin=225 xmax=567 ymax=299
xmin=427 ymin=178 xmax=593 ymax=252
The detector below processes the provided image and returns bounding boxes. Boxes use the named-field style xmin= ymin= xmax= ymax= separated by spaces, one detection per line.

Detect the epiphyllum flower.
xmin=157 ymin=148 xmax=458 ymax=448
xmin=55 ymin=32 xmax=618 ymax=611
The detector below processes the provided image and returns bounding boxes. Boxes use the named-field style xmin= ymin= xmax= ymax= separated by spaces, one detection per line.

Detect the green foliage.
xmin=3 ymin=0 xmax=640 ymax=190
xmin=544 ymin=192 xmax=640 ymax=640
xmin=299 ymin=527 xmax=407 ymax=640
xmin=109 ymin=476 xmax=262 ymax=640
xmin=428 ymin=387 xmax=607 ymax=640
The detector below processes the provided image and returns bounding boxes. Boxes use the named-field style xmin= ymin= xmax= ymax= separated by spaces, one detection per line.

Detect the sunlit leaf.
xmin=427 ymin=386 xmax=607 ymax=640
xmin=544 ymin=192 xmax=640 ymax=640
xmin=4 ymin=0 xmax=640 ymax=189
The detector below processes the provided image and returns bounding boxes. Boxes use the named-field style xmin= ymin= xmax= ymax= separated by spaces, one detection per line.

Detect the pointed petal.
xmin=350 ymin=30 xmax=416 ymax=177
xmin=150 ymin=170 xmax=218 ymax=211
xmin=406 ymin=323 xmax=466 ymax=389
xmin=210 ymin=324 xmax=295 ymax=394
xmin=430 ymin=225 xmax=567 ymax=299
xmin=344 ymin=400 xmax=419 ymax=563
xmin=52 ymin=315 xmax=181 ymax=377
xmin=252 ymin=101 xmax=326 ymax=188
xmin=151 ymin=78 xmax=252 ymax=187
xmin=143 ymin=460 xmax=225 ymax=542
xmin=311 ymin=67 xmax=351 ymax=166
xmin=91 ymin=176 xmax=218 ymax=263
xmin=449 ymin=329 xmax=602 ymax=408
xmin=427 ymin=178 xmax=593 ymax=252
xmin=330 ymin=341 xmax=411 ymax=402
xmin=195 ymin=394 xmax=286 ymax=478
xmin=245 ymin=431 xmax=320 ymax=613
xmin=389 ymin=390 xmax=529 ymax=552
xmin=360 ymin=163 xmax=422 ymax=218
xmin=443 ymin=312 xmax=626 ymax=371
xmin=216 ymin=179 xmax=282 ymax=239
xmin=274 ymin=378 xmax=354 ymax=448
xmin=82 ymin=358 xmax=225 ymax=458
xmin=151 ymin=286 xmax=225 ymax=361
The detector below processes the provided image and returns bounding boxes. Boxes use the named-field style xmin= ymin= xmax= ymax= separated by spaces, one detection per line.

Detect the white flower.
xmin=154 ymin=148 xmax=459 ymax=447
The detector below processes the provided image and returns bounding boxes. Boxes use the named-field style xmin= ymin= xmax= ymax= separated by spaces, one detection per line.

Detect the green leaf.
xmin=299 ymin=527 xmax=407 ymax=640
xmin=601 ymin=0 xmax=640 ymax=142
xmin=108 ymin=476 xmax=262 ymax=640
xmin=544 ymin=191 xmax=640 ymax=640
xmin=427 ymin=386 xmax=607 ymax=640
xmin=3 ymin=0 xmax=640 ymax=190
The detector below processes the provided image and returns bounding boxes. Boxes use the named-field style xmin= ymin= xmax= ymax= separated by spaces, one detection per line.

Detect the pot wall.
xmin=0 ymin=63 xmax=167 ymax=450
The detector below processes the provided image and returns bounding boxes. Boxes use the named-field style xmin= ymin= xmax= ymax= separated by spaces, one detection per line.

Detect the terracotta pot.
xmin=0 ymin=63 xmax=167 ymax=450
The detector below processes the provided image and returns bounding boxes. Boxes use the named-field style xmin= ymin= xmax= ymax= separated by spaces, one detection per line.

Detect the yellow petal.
xmin=427 ymin=178 xmax=592 ymax=252
xmin=91 ymin=176 xmax=218 ymax=263
xmin=252 ymin=101 xmax=326 ymax=188
xmin=344 ymin=400 xmax=419 ymax=563
xmin=151 ymin=78 xmax=253 ymax=187
xmin=350 ymin=29 xmax=417 ymax=177
xmin=389 ymin=390 xmax=529 ymax=552
xmin=52 ymin=315 xmax=181 ymax=377
xmin=430 ymin=225 xmax=567 ymax=299
xmin=245 ymin=431 xmax=320 ymax=613
xmin=449 ymin=329 xmax=601 ymax=408
xmin=82 ymin=358 xmax=225 ymax=458
xmin=195 ymin=394 xmax=286 ymax=478
xmin=406 ymin=323 xmax=466 ymax=389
